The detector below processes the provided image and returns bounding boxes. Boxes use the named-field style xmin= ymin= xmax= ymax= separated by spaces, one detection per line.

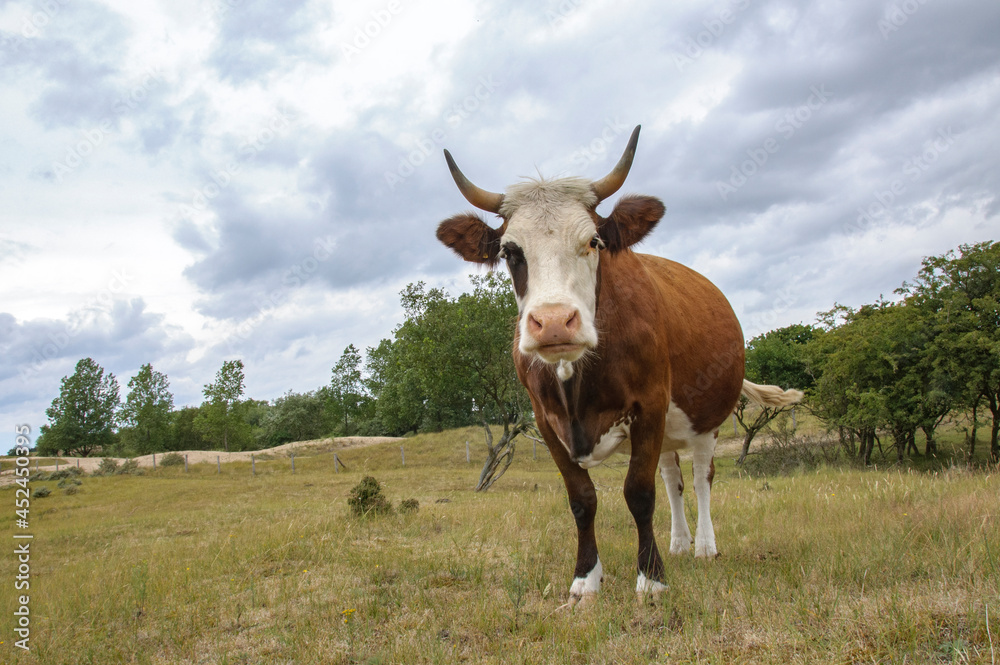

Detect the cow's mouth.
xmin=535 ymin=343 xmax=586 ymax=361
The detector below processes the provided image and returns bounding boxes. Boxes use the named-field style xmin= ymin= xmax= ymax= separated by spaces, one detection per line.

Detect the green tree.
xmin=806 ymin=300 xmax=955 ymax=465
xmin=37 ymin=358 xmax=120 ymax=457
xmin=900 ymin=241 xmax=1000 ymax=462
xmin=171 ymin=407 xmax=210 ymax=451
xmin=256 ymin=390 xmax=332 ymax=447
xmin=363 ymin=274 xmax=532 ymax=488
xmin=194 ymin=359 xmax=251 ymax=451
xmin=736 ymin=324 xmax=814 ymax=464
xmin=119 ymin=364 xmax=174 ymax=455
xmin=331 ymin=344 xmax=369 ymax=436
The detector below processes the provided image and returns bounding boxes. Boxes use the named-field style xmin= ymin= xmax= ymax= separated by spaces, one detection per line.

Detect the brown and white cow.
xmin=436 ymin=126 xmax=802 ymax=605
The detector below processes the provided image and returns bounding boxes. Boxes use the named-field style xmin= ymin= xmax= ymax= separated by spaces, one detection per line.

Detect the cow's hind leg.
xmin=658 ymin=450 xmax=692 ymax=554
xmin=691 ymin=432 xmax=719 ymax=558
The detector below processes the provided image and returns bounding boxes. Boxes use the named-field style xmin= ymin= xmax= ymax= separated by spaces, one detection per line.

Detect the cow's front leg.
xmin=625 ymin=419 xmax=667 ymax=600
xmin=547 ymin=434 xmax=601 ymax=607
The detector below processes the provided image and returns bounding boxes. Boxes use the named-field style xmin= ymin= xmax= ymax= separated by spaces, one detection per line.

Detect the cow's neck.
xmin=549 ymin=250 xmax=642 ymax=458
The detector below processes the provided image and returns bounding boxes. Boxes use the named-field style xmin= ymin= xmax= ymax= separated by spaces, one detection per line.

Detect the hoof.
xmin=635 ymin=572 xmax=668 ymax=605
xmin=556 ymin=592 xmax=598 ymax=613
xmin=694 ymin=543 xmax=718 ymax=559
xmin=669 ymin=537 xmax=692 ymax=555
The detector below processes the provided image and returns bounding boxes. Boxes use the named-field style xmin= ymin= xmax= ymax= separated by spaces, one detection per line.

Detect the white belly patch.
xmin=576 ymin=415 xmax=633 ymax=469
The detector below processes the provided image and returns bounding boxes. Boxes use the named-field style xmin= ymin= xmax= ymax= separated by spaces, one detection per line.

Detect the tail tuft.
xmin=741 ymin=380 xmax=804 ymax=407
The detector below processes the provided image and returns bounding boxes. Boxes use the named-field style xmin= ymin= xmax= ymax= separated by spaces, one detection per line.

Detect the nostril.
xmin=528 ymin=314 xmax=543 ymax=332
xmin=565 ymin=310 xmax=580 ymax=331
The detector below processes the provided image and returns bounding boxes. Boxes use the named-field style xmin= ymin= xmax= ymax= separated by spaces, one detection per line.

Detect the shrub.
xmin=63 ymin=486 xmax=79 ymax=495
xmin=399 ymin=499 xmax=419 ymax=514
xmin=159 ymin=452 xmax=184 ymax=467
xmin=57 ymin=478 xmax=82 ymax=488
xmin=742 ymin=416 xmax=844 ymax=477
xmin=115 ymin=459 xmax=140 ymax=475
xmin=32 ymin=487 xmax=51 ymax=499
xmin=48 ymin=468 xmax=81 ymax=480
xmin=348 ymin=476 xmax=393 ymax=516
xmin=95 ymin=458 xmax=119 ymax=476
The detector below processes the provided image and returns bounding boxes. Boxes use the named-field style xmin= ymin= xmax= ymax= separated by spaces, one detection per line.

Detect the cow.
xmin=435 ymin=125 xmax=803 ymax=606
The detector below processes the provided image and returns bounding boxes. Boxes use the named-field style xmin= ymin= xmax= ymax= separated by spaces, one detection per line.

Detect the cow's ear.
xmin=599 ymin=195 xmax=665 ymax=252
xmin=436 ymin=212 xmax=502 ymax=265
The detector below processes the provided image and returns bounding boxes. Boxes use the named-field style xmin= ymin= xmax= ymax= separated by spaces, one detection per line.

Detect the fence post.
xmin=533 ymin=440 xmax=537 ymax=460
xmin=466 ymin=441 xmax=470 ymax=463
xmin=152 ymin=453 xmax=156 ymax=470
xmin=77 ymin=459 xmax=80 ymax=469
xmin=251 ymin=454 xmax=256 ymax=476
xmin=732 ymin=414 xmax=739 ymax=436
xmin=291 ymin=453 xmax=295 ymax=474
xmin=334 ymin=453 xmax=339 ymax=473
xmin=56 ymin=460 xmax=60 ymax=472
xmin=792 ymin=407 xmax=797 ymax=428
xmin=217 ymin=456 xmax=221 ymax=474
xmin=185 ymin=454 xmax=189 ymax=473
xmin=400 ymin=445 xmax=405 ymax=467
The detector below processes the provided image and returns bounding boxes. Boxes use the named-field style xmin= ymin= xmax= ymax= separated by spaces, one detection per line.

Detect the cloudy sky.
xmin=1 ymin=0 xmax=998 ymax=450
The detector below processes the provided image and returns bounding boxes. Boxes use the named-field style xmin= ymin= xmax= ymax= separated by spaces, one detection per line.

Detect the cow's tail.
xmin=741 ymin=379 xmax=804 ymax=407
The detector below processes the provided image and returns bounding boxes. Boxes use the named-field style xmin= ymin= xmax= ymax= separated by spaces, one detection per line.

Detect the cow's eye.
xmin=590 ymin=234 xmax=606 ymax=250
xmin=500 ymin=243 xmax=524 ymax=265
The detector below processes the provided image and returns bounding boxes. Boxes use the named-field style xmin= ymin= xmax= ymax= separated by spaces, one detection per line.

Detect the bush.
xmin=63 ymin=486 xmax=79 ymax=495
xmin=741 ymin=415 xmax=844 ymax=477
xmin=95 ymin=458 xmax=119 ymax=476
xmin=32 ymin=487 xmax=51 ymax=499
xmin=48 ymin=467 xmax=82 ymax=480
xmin=57 ymin=478 xmax=82 ymax=488
xmin=159 ymin=452 xmax=184 ymax=467
xmin=399 ymin=499 xmax=419 ymax=514
xmin=348 ymin=476 xmax=393 ymax=516
xmin=115 ymin=459 xmax=140 ymax=475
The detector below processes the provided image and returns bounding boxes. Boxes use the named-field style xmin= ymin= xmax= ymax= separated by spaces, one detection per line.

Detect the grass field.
xmin=2 ymin=426 xmax=998 ymax=664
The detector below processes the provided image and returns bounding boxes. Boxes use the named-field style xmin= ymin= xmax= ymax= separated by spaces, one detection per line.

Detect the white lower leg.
xmin=569 ymin=558 xmax=602 ymax=599
xmin=636 ymin=570 xmax=668 ymax=596
xmin=659 ymin=452 xmax=692 ymax=554
xmin=691 ymin=440 xmax=718 ymax=558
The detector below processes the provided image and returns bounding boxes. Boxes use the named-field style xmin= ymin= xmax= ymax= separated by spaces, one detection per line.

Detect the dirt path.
xmin=0 ymin=436 xmax=401 ymax=486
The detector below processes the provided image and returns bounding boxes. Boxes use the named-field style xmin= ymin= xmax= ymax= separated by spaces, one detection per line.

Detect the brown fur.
xmin=598 ymin=195 xmax=666 ymax=252
xmin=436 ymin=213 xmax=504 ymax=266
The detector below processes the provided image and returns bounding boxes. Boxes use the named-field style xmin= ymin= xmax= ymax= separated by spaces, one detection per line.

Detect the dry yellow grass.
xmin=1 ymin=429 xmax=997 ymax=664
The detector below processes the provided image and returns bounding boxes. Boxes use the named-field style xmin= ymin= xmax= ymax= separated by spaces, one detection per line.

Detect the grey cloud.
xmin=207 ymin=0 xmax=332 ymax=84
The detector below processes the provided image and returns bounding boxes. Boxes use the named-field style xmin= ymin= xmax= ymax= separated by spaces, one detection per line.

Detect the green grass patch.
xmin=1 ymin=431 xmax=997 ymax=664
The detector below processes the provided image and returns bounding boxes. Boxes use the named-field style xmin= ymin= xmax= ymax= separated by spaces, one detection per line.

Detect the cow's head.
xmin=436 ymin=126 xmax=665 ymax=374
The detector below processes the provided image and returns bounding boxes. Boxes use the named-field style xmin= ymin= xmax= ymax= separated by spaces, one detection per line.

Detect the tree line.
xmin=742 ymin=241 xmax=999 ymax=465
xmin=30 ymin=241 xmax=998 ymax=467
xmin=32 ymin=272 xmax=528 ymax=459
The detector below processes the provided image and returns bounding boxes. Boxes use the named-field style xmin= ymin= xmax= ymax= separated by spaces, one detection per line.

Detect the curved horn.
xmin=443 ymin=149 xmax=504 ymax=214
xmin=591 ymin=125 xmax=641 ymax=202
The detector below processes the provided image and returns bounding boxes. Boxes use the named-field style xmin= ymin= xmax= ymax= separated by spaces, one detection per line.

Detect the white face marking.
xmin=499 ymin=179 xmax=601 ymax=364
xmin=569 ymin=558 xmax=603 ymax=597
